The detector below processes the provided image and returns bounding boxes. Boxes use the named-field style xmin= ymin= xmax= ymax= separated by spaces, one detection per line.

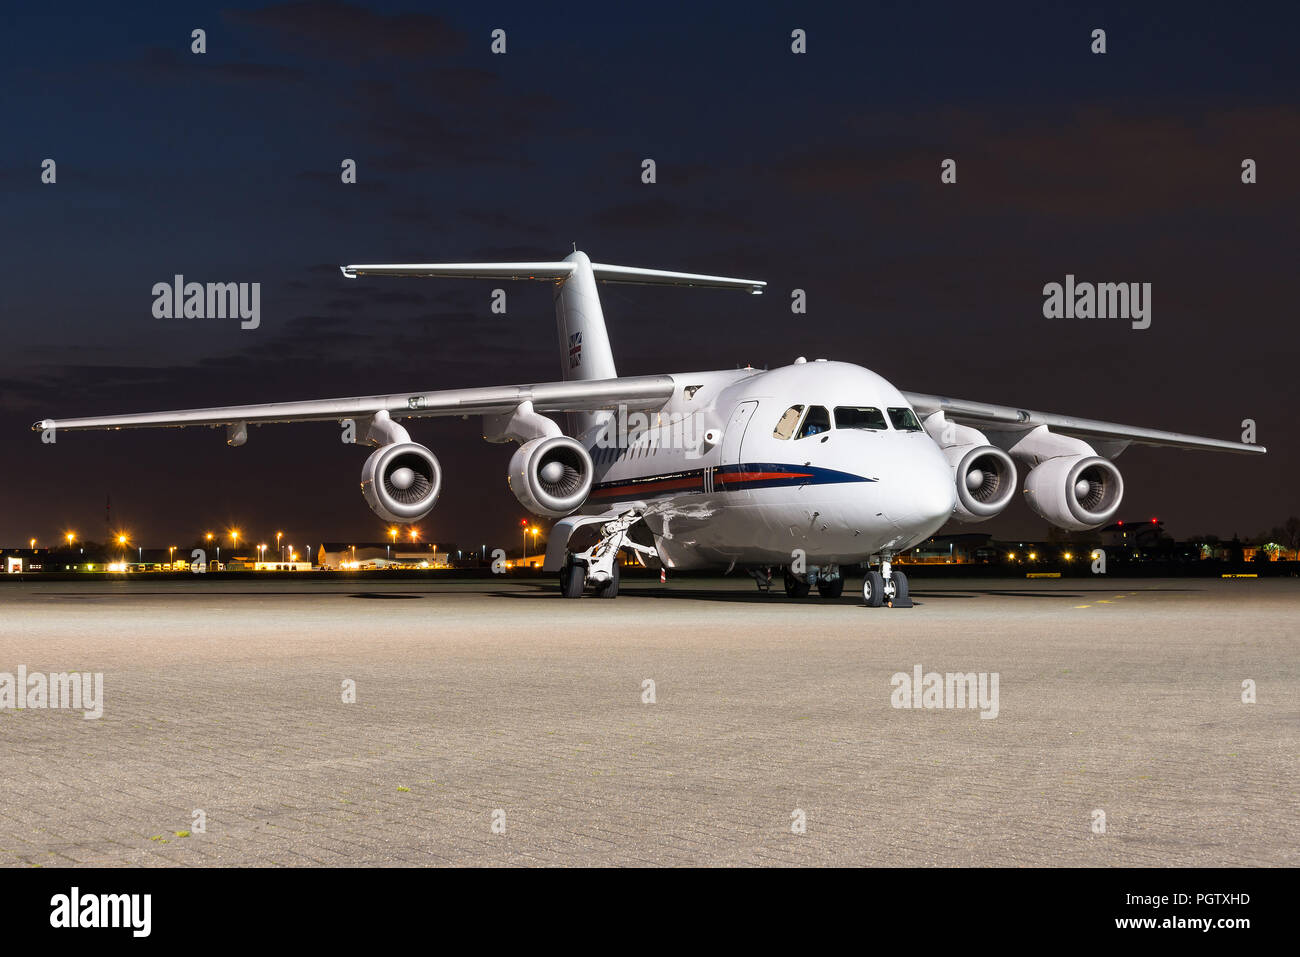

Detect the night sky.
xmin=3 ymin=1 xmax=1296 ymax=554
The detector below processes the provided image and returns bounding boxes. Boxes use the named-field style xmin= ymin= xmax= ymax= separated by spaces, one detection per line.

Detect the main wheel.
xmin=817 ymin=576 xmax=843 ymax=599
xmin=595 ymin=561 xmax=620 ymax=598
xmin=890 ymin=571 xmax=909 ymax=606
xmin=784 ymin=570 xmax=811 ymax=598
xmin=560 ymin=561 xmax=586 ymax=599
xmin=863 ymin=570 xmax=885 ymax=607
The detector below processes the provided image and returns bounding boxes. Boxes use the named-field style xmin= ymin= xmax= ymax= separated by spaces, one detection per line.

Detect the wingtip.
xmin=339 ymin=265 xmax=356 ymax=279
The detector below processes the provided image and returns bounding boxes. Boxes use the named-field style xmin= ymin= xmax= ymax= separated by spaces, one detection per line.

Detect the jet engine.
xmin=941 ymin=444 xmax=1018 ymax=523
xmin=360 ymin=442 xmax=442 ymax=523
xmin=1023 ymin=455 xmax=1124 ymax=530
xmin=508 ymin=435 xmax=594 ymax=517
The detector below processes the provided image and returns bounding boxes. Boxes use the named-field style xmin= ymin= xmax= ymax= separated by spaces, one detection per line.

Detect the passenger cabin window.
xmin=834 ymin=406 xmax=888 ymax=431
xmin=887 ymin=407 xmax=923 ymax=432
xmin=772 ymin=405 xmax=805 ymax=440
xmin=797 ymin=406 xmax=832 ymax=438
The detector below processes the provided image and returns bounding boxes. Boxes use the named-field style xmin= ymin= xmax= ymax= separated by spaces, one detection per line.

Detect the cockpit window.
xmin=797 ymin=405 xmax=832 ymax=438
xmin=772 ymin=404 xmax=805 ymax=440
xmin=887 ymin=407 xmax=923 ymax=432
xmin=834 ymin=406 xmax=888 ymax=431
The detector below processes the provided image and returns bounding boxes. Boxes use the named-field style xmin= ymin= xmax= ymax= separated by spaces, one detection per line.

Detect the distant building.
xmin=316 ymin=542 xmax=453 ymax=569
xmin=902 ymin=534 xmax=995 ymax=564
xmin=1 ymin=547 xmax=52 ymax=573
xmin=1100 ymin=519 xmax=1167 ymax=552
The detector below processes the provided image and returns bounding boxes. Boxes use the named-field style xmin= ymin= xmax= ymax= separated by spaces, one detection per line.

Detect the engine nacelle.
xmin=941 ymin=444 xmax=1017 ymax=523
xmin=1023 ymin=454 xmax=1124 ymax=530
xmin=508 ymin=435 xmax=594 ymax=517
xmin=360 ymin=442 xmax=442 ymax=523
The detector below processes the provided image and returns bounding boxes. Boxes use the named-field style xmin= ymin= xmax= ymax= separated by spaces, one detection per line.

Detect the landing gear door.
xmin=721 ymin=401 xmax=758 ymax=466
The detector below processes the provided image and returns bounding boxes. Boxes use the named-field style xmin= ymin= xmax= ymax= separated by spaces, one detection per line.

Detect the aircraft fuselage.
xmin=577 ymin=360 xmax=956 ymax=570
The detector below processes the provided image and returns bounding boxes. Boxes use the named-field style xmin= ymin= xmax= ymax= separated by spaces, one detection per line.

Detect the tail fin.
xmin=342 ymin=250 xmax=765 ymax=432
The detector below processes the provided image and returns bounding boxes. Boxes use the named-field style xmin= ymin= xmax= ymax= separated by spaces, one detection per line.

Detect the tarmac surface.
xmin=0 ymin=574 xmax=1295 ymax=867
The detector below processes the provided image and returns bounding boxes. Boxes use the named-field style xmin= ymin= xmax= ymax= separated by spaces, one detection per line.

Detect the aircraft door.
xmin=721 ymin=401 xmax=758 ymax=466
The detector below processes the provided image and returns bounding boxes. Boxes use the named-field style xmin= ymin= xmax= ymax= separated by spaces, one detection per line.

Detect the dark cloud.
xmin=122 ymin=46 xmax=308 ymax=85
xmin=225 ymin=1 xmax=464 ymax=62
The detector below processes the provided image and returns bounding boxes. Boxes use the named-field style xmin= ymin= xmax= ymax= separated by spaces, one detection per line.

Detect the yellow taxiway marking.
xmin=1097 ymin=600 xmax=1112 ymax=604
xmin=1074 ymin=604 xmax=1091 ymax=609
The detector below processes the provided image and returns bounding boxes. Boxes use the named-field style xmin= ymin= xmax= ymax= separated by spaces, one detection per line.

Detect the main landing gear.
xmin=863 ymin=555 xmax=911 ymax=609
xmin=768 ymin=564 xmax=842 ymax=599
xmin=558 ymin=510 xmax=654 ymax=600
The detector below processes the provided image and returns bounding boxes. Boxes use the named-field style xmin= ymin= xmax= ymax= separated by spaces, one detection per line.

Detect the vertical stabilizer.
xmin=555 ymin=250 xmax=617 ymax=383
xmin=554 ymin=251 xmax=616 ymax=436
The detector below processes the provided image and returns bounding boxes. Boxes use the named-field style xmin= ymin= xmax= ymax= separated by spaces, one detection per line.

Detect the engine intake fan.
xmin=508 ymin=436 xmax=594 ymax=517
xmin=943 ymin=444 xmax=1018 ymax=523
xmin=360 ymin=442 xmax=442 ymax=523
xmin=1023 ymin=454 xmax=1124 ymax=530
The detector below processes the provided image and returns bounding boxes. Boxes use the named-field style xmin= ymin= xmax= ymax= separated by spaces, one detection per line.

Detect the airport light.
xmin=1063 ymin=552 xmax=1073 ymax=561
xmin=66 ymin=532 xmax=75 ymax=547
xmin=276 ymin=531 xmax=283 ymax=560
xmin=408 ymin=528 xmax=418 ymax=542
xmin=1028 ymin=552 xmax=1037 ymax=561
xmin=29 ymin=538 xmax=36 ymax=549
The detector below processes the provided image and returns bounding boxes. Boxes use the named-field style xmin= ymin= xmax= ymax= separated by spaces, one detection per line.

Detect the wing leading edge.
xmin=33 ymin=375 xmax=676 ymax=433
xmin=903 ymin=392 xmax=1266 ymax=455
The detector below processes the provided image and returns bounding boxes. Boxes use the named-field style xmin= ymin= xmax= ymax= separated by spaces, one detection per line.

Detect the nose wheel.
xmin=863 ymin=561 xmax=912 ymax=609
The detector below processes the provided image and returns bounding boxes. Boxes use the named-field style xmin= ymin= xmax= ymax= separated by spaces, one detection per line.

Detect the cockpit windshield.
xmin=772 ymin=405 xmax=805 ymax=440
xmin=834 ymin=406 xmax=888 ymax=431
xmin=797 ymin=406 xmax=832 ymax=438
xmin=887 ymin=407 xmax=923 ymax=432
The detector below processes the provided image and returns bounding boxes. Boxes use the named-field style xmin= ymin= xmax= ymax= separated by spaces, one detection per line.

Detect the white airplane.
xmin=34 ymin=249 xmax=1265 ymax=606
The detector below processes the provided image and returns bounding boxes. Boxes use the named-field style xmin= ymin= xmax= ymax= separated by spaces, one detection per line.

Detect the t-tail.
xmin=341 ymin=249 xmax=764 ymax=434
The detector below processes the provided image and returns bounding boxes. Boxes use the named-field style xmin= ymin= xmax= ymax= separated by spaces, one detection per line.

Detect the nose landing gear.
xmin=863 ymin=555 xmax=912 ymax=609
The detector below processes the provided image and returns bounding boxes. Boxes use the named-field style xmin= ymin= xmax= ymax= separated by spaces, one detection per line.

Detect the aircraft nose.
xmin=895 ymin=452 xmax=956 ymax=533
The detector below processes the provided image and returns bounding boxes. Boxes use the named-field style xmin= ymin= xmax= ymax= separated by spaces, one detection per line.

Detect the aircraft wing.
xmin=902 ymin=392 xmax=1266 ymax=455
xmin=33 ymin=375 xmax=676 ymax=433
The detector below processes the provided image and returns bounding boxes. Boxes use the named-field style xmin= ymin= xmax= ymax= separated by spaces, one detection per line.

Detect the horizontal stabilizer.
xmin=589 ymin=262 xmax=764 ymax=294
xmin=341 ymin=262 xmax=574 ymax=281
xmin=341 ymin=256 xmax=765 ymax=293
